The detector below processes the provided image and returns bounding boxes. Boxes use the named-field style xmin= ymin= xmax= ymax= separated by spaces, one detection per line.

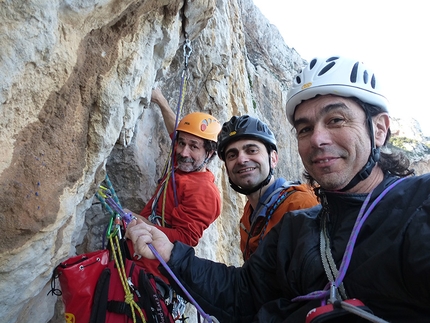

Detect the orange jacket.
xmin=129 ymin=168 xmax=221 ymax=281
xmin=240 ymin=180 xmax=318 ymax=260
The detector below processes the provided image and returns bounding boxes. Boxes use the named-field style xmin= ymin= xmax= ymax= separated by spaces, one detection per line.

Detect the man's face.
xmin=293 ymin=95 xmax=371 ymax=191
xmin=175 ymin=131 xmax=208 ymax=172
xmin=224 ymin=139 xmax=276 ymax=190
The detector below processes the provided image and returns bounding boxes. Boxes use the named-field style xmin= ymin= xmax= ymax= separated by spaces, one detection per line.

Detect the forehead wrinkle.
xmin=294 ymin=102 xmax=349 ymax=127
xmin=177 ymin=134 xmax=203 ymax=146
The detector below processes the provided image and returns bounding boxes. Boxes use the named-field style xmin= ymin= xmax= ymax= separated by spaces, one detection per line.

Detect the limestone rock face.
xmin=0 ymin=0 xmax=304 ymax=322
xmin=1 ymin=1 xmax=428 ymax=323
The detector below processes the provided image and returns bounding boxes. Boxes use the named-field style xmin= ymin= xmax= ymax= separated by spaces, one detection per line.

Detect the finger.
xmin=126 ymin=223 xmax=146 ymax=240
xmin=128 ymin=224 xmax=152 ymax=242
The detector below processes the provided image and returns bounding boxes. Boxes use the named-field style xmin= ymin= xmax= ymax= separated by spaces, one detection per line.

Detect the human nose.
xmin=236 ymin=151 xmax=249 ymax=164
xmin=178 ymin=145 xmax=191 ymax=157
xmin=309 ymin=125 xmax=331 ymax=148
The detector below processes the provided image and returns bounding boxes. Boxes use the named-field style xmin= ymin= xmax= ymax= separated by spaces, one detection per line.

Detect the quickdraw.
xmin=95 ymin=177 xmax=147 ymax=323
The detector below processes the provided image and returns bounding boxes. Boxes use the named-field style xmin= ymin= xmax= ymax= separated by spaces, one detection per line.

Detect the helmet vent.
xmin=363 ymin=70 xmax=369 ymax=84
xmin=318 ymin=62 xmax=335 ymax=76
xmin=256 ymin=121 xmax=264 ymax=132
xmin=295 ymin=75 xmax=302 ymax=84
xmin=371 ymin=75 xmax=376 ymax=89
xmin=350 ymin=62 xmax=359 ymax=83
xmin=237 ymin=116 xmax=249 ymax=129
xmin=310 ymin=59 xmax=317 ymax=69
xmin=326 ymin=56 xmax=339 ymax=62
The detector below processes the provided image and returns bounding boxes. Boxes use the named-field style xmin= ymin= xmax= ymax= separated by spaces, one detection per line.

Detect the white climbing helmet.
xmin=286 ymin=56 xmax=389 ymax=125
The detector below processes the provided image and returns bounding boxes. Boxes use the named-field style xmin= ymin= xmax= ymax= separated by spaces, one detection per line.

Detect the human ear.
xmin=270 ymin=150 xmax=279 ymax=168
xmin=373 ymin=113 xmax=390 ymax=147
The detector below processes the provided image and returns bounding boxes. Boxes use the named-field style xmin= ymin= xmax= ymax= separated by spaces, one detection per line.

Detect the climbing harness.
xmin=292 ymin=176 xmax=408 ymax=323
xmin=97 ymin=175 xmax=219 ymax=323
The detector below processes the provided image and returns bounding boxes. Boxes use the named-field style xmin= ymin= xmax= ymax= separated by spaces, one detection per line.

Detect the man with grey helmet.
xmin=126 ymin=56 xmax=430 ymax=322
xmin=217 ymin=115 xmax=318 ymax=260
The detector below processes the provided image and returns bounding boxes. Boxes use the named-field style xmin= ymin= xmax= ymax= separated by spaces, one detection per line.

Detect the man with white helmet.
xmin=126 ymin=57 xmax=430 ymax=322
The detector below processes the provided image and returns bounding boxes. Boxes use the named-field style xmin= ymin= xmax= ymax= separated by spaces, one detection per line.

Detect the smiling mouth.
xmin=315 ymin=158 xmax=331 ymax=164
xmin=237 ymin=167 xmax=256 ymax=173
xmin=312 ymin=156 xmax=340 ymax=164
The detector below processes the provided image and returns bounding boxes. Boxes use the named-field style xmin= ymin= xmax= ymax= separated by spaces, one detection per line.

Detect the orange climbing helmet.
xmin=177 ymin=112 xmax=221 ymax=142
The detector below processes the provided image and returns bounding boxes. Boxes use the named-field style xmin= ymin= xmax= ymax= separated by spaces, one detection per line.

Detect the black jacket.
xmin=162 ymin=173 xmax=430 ymax=322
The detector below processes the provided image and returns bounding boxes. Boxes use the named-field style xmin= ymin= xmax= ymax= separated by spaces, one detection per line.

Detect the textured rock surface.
xmin=0 ymin=0 xmax=428 ymax=322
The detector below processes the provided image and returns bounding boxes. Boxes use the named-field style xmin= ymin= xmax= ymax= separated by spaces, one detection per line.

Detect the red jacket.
xmin=129 ymin=168 xmax=221 ymax=281
xmin=240 ymin=181 xmax=318 ymax=260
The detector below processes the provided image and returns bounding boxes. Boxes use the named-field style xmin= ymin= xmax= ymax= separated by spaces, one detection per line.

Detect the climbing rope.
xmin=292 ymin=177 xmax=408 ymax=323
xmin=109 ymin=234 xmax=146 ymax=323
xmin=97 ymin=174 xmax=218 ymax=323
xmin=156 ymin=35 xmax=193 ymax=225
xmin=95 ymin=175 xmax=146 ymax=323
xmin=147 ymin=244 xmax=219 ymax=323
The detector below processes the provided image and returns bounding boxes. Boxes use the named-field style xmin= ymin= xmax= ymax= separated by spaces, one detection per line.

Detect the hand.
xmin=150 ymin=88 xmax=176 ymax=134
xmin=126 ymin=218 xmax=174 ymax=262
xmin=151 ymin=88 xmax=167 ymax=106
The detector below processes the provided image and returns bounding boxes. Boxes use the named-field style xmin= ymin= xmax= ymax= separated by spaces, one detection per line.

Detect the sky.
xmin=252 ymin=0 xmax=429 ymax=136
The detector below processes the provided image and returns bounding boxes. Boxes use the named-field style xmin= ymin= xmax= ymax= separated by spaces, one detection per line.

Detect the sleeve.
xmin=163 ymin=214 xmax=295 ymax=323
xmin=163 ymin=242 xmax=257 ymax=323
xmin=156 ymin=173 xmax=221 ymax=246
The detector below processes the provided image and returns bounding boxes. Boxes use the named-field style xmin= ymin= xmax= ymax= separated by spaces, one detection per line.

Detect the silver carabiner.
xmin=183 ymin=39 xmax=193 ymax=68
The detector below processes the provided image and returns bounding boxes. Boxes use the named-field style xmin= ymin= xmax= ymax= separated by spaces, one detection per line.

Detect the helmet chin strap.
xmin=339 ymin=113 xmax=380 ymax=192
xmin=229 ymin=154 xmax=273 ymax=195
xmin=192 ymin=152 xmax=211 ymax=172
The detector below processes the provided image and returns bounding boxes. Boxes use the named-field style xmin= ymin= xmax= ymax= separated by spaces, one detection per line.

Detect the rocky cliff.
xmin=0 ymin=1 xmax=428 ymax=322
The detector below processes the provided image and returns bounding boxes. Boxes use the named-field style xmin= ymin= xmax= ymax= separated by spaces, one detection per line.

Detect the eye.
xmin=297 ymin=125 xmax=312 ymax=135
xmin=226 ymin=152 xmax=237 ymax=160
xmin=328 ymin=117 xmax=345 ymax=125
xmin=246 ymin=147 xmax=259 ymax=155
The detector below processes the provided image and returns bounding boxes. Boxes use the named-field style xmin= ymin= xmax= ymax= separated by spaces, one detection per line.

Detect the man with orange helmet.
xmin=126 ymin=88 xmax=222 ymax=283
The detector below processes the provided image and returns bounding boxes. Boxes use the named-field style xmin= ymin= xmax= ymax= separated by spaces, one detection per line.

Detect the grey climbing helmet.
xmin=217 ymin=115 xmax=277 ymax=161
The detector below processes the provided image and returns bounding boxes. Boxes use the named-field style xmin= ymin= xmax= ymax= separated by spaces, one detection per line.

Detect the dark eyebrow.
xmin=242 ymin=143 xmax=260 ymax=150
xmin=293 ymin=102 xmax=349 ymax=128
xmin=225 ymin=147 xmax=238 ymax=156
xmin=225 ymin=143 xmax=260 ymax=156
